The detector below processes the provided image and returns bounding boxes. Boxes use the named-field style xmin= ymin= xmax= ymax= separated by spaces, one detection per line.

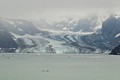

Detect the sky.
xmin=0 ymin=0 xmax=120 ymax=19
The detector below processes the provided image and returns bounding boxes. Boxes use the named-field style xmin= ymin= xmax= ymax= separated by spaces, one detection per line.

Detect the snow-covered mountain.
xmin=81 ymin=14 xmax=120 ymax=51
xmin=0 ymin=14 xmax=119 ymax=54
xmin=0 ymin=18 xmax=40 ymax=35
xmin=34 ymin=15 xmax=104 ymax=33
xmin=0 ymin=20 xmax=18 ymax=52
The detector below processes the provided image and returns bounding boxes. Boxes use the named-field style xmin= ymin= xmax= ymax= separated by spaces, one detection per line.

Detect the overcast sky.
xmin=0 ymin=0 xmax=120 ymax=19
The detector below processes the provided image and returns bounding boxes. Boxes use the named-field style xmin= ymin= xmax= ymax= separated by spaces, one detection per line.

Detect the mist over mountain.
xmin=81 ymin=14 xmax=120 ymax=49
xmin=34 ymin=15 xmax=102 ymax=32
xmin=0 ymin=14 xmax=119 ymax=53
xmin=0 ymin=24 xmax=18 ymax=49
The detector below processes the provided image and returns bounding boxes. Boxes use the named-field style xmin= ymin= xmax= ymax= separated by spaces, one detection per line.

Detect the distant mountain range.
xmin=34 ymin=16 xmax=99 ymax=32
xmin=0 ymin=14 xmax=120 ymax=53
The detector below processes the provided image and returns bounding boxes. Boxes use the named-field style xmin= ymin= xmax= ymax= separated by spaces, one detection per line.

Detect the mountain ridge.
xmin=0 ymin=14 xmax=119 ymax=53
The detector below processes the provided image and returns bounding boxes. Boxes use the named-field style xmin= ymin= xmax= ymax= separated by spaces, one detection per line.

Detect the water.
xmin=0 ymin=53 xmax=120 ymax=80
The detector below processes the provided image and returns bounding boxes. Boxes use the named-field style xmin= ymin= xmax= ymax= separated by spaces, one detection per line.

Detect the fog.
xmin=0 ymin=0 xmax=120 ymax=19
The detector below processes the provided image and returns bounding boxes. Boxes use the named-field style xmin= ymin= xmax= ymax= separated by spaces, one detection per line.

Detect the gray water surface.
xmin=0 ymin=54 xmax=119 ymax=80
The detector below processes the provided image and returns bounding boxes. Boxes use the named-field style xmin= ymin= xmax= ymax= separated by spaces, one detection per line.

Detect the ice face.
xmin=0 ymin=53 xmax=119 ymax=80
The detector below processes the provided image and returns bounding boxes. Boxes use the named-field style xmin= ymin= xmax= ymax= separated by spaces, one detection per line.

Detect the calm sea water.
xmin=0 ymin=53 xmax=120 ymax=80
